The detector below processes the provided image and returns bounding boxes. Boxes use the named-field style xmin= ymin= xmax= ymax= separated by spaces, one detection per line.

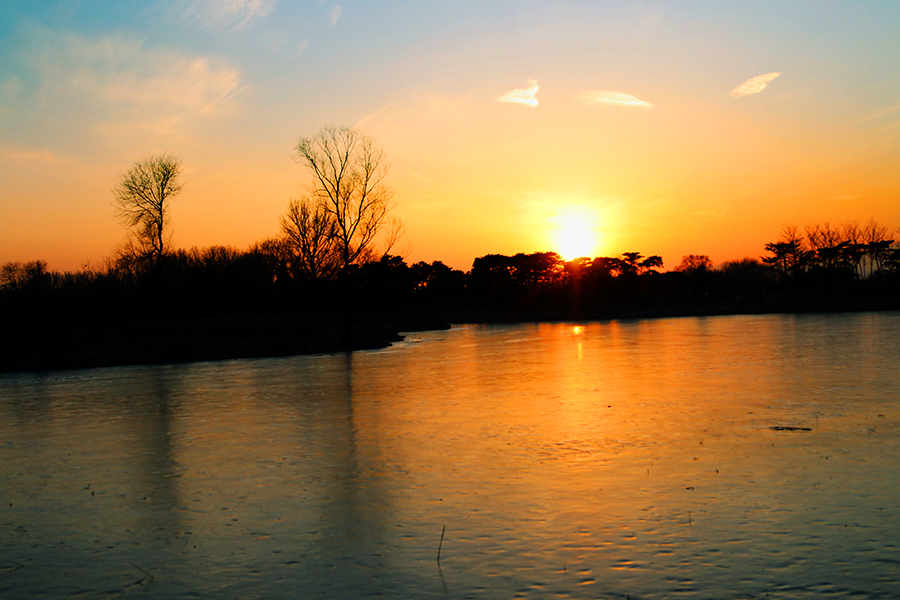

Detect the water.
xmin=2 ymin=312 xmax=900 ymax=599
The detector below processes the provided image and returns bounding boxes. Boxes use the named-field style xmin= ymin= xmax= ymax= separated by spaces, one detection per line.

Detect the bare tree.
xmin=0 ymin=260 xmax=52 ymax=291
xmin=113 ymin=154 xmax=183 ymax=263
xmin=294 ymin=126 xmax=401 ymax=270
xmin=280 ymin=197 xmax=339 ymax=279
xmin=805 ymin=222 xmax=850 ymax=269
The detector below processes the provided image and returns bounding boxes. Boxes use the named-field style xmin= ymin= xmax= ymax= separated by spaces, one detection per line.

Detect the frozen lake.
xmin=2 ymin=312 xmax=900 ymax=598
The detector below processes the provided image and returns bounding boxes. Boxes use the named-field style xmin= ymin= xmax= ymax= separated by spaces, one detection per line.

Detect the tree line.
xmin=2 ymin=124 xmax=900 ymax=370
xmin=762 ymin=221 xmax=897 ymax=279
xmin=4 ymin=233 xmax=898 ymax=323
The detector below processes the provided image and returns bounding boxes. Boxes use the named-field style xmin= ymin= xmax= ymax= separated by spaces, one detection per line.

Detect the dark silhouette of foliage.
xmin=0 ymin=260 xmax=53 ymax=292
xmin=8 ymin=123 xmax=899 ymax=372
xmin=675 ymin=254 xmax=713 ymax=273
xmin=280 ymin=198 xmax=339 ymax=280
xmin=762 ymin=240 xmax=808 ymax=275
xmin=3 ymin=212 xmax=900 ymax=373
xmin=763 ymin=220 xmax=896 ymax=280
xmin=612 ymin=252 xmax=664 ymax=277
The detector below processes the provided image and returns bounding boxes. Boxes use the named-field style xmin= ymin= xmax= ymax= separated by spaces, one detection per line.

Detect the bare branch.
xmin=113 ymin=154 xmax=183 ymax=263
xmin=292 ymin=126 xmax=401 ymax=271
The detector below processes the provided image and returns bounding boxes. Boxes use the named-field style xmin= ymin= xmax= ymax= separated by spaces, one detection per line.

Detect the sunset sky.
xmin=2 ymin=1 xmax=899 ymax=272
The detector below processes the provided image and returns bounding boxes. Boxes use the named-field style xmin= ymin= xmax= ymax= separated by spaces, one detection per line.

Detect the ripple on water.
xmin=2 ymin=314 xmax=900 ymax=599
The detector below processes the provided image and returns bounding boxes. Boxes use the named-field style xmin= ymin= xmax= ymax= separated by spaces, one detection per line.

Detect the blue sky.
xmin=2 ymin=1 xmax=900 ymax=269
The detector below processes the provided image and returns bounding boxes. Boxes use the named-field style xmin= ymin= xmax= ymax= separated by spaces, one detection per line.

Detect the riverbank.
xmin=2 ymin=299 xmax=898 ymax=374
xmin=0 ymin=314 xmax=448 ymax=374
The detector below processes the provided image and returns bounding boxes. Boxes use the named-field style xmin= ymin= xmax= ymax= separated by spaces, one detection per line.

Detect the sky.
xmin=2 ymin=0 xmax=900 ymax=272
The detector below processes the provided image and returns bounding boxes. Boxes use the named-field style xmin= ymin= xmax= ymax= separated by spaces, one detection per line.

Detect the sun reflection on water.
xmin=2 ymin=314 xmax=900 ymax=598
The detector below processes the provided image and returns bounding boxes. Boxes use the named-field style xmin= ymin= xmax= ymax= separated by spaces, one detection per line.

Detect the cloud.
xmin=578 ymin=91 xmax=653 ymax=109
xmin=330 ymin=3 xmax=343 ymax=24
xmin=293 ymin=40 xmax=310 ymax=58
xmin=0 ymin=147 xmax=66 ymax=164
xmin=729 ymin=72 xmax=782 ymax=98
xmin=28 ymin=29 xmax=244 ymax=138
xmin=497 ymin=78 xmax=540 ymax=108
xmin=184 ymin=0 xmax=278 ymax=30
xmin=864 ymin=101 xmax=900 ymax=122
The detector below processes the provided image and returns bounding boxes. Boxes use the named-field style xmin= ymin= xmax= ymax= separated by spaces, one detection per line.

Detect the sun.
xmin=553 ymin=211 xmax=598 ymax=260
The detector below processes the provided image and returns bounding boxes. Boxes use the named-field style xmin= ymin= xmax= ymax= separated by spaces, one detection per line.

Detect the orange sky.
xmin=2 ymin=2 xmax=899 ymax=272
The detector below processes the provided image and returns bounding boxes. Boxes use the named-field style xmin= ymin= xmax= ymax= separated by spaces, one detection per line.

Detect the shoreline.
xmin=2 ymin=302 xmax=897 ymax=375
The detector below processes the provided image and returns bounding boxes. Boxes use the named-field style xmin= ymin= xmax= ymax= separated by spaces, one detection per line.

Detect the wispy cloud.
xmin=28 ymin=29 xmax=244 ymax=138
xmin=330 ymin=3 xmax=343 ymax=24
xmin=578 ymin=91 xmax=653 ymax=109
xmin=729 ymin=72 xmax=782 ymax=98
xmin=293 ymin=39 xmax=310 ymax=58
xmin=0 ymin=147 xmax=66 ymax=164
xmin=864 ymin=101 xmax=900 ymax=133
xmin=864 ymin=101 xmax=900 ymax=121
xmin=184 ymin=0 xmax=278 ymax=30
xmin=497 ymin=78 xmax=540 ymax=108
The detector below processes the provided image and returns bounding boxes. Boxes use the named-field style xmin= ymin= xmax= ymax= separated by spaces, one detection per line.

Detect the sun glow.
xmin=553 ymin=210 xmax=599 ymax=260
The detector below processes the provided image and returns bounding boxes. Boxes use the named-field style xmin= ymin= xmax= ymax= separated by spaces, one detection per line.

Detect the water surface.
xmin=2 ymin=313 xmax=900 ymax=598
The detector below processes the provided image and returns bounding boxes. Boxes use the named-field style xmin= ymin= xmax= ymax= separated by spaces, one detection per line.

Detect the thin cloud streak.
xmin=863 ymin=101 xmax=900 ymax=122
xmin=0 ymin=147 xmax=66 ymax=164
xmin=330 ymin=4 xmax=344 ymax=24
xmin=293 ymin=40 xmax=310 ymax=58
xmin=578 ymin=91 xmax=653 ymax=109
xmin=497 ymin=78 xmax=539 ymax=107
xmin=27 ymin=29 xmax=244 ymax=139
xmin=729 ymin=72 xmax=782 ymax=98
xmin=184 ymin=0 xmax=278 ymax=30
xmin=32 ymin=33 xmax=243 ymax=115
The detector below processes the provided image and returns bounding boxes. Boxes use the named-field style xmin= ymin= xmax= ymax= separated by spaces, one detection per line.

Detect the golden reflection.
xmin=573 ymin=325 xmax=585 ymax=360
xmin=4 ymin=315 xmax=899 ymax=597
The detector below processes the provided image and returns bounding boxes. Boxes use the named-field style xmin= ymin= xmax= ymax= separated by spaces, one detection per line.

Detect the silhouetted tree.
xmin=764 ymin=221 xmax=897 ymax=280
xmin=0 ymin=260 xmax=52 ymax=291
xmin=762 ymin=225 xmax=809 ymax=276
xmin=721 ymin=257 xmax=768 ymax=280
xmin=469 ymin=254 xmax=517 ymax=306
xmin=614 ymin=252 xmax=664 ymax=276
xmin=294 ymin=126 xmax=402 ymax=270
xmin=113 ymin=154 xmax=183 ymax=264
xmin=860 ymin=219 xmax=895 ymax=277
xmin=509 ymin=252 xmax=564 ymax=287
xmin=411 ymin=261 xmax=467 ymax=303
xmin=804 ymin=222 xmax=855 ymax=272
xmin=762 ymin=240 xmax=808 ymax=275
xmin=280 ymin=197 xmax=339 ymax=279
xmin=715 ymin=257 xmax=770 ymax=301
xmin=887 ymin=244 xmax=900 ymax=272
xmin=674 ymin=254 xmax=713 ymax=273
xmin=583 ymin=257 xmax=619 ymax=280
